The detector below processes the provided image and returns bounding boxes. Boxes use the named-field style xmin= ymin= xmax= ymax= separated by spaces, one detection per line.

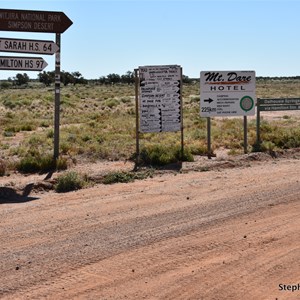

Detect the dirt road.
xmin=0 ymin=156 xmax=300 ymax=299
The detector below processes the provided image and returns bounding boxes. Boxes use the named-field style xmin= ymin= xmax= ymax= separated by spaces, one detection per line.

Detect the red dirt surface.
xmin=0 ymin=152 xmax=300 ymax=299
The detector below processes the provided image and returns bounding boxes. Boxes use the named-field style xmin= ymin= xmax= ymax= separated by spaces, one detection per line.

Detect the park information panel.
xmin=139 ymin=65 xmax=182 ymax=133
xmin=200 ymin=71 xmax=256 ymax=117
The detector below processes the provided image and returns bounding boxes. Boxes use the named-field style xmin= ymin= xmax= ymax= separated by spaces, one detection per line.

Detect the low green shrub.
xmin=17 ymin=153 xmax=55 ymax=173
xmin=56 ymin=157 xmax=68 ymax=170
xmin=55 ymin=171 xmax=86 ymax=193
xmin=102 ymin=170 xmax=151 ymax=184
xmin=103 ymin=171 xmax=136 ymax=184
xmin=139 ymin=144 xmax=194 ymax=166
xmin=0 ymin=159 xmax=6 ymax=176
xmin=105 ymin=98 xmax=120 ymax=108
xmin=17 ymin=151 xmax=68 ymax=174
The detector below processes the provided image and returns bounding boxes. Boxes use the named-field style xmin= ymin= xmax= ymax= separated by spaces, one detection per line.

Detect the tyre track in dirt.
xmin=0 ymin=158 xmax=299 ymax=299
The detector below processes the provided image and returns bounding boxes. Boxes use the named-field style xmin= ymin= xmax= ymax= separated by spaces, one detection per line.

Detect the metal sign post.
xmin=134 ymin=68 xmax=140 ymax=167
xmin=0 ymin=8 xmax=72 ymax=161
xmin=244 ymin=116 xmax=248 ymax=154
xmin=207 ymin=117 xmax=212 ymax=159
xmin=256 ymin=99 xmax=261 ymax=151
xmin=54 ymin=33 xmax=61 ymax=160
xmin=180 ymin=67 xmax=184 ymax=160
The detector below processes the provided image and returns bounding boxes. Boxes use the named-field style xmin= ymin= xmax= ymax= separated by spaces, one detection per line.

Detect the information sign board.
xmin=139 ymin=65 xmax=181 ymax=133
xmin=200 ymin=71 xmax=256 ymax=117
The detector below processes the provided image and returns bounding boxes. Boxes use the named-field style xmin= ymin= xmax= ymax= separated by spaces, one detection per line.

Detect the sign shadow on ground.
xmin=0 ymin=184 xmax=39 ymax=203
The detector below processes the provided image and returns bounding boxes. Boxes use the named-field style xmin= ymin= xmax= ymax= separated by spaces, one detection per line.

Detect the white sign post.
xmin=200 ymin=70 xmax=256 ymax=156
xmin=200 ymin=71 xmax=256 ymax=117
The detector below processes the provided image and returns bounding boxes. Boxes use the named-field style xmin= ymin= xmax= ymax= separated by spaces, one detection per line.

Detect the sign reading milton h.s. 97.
xmin=0 ymin=9 xmax=73 ymax=33
xmin=0 ymin=56 xmax=48 ymax=71
xmin=200 ymin=71 xmax=256 ymax=117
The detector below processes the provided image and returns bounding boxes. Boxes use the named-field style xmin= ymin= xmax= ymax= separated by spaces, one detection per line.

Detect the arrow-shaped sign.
xmin=0 ymin=38 xmax=59 ymax=55
xmin=0 ymin=56 xmax=48 ymax=71
xmin=204 ymin=98 xmax=214 ymax=103
xmin=0 ymin=9 xmax=73 ymax=33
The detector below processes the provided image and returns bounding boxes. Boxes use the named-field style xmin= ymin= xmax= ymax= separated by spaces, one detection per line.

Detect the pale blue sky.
xmin=0 ymin=0 xmax=299 ymax=79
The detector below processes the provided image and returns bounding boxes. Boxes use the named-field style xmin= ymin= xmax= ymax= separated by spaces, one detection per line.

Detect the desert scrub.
xmin=139 ymin=144 xmax=194 ymax=166
xmin=102 ymin=170 xmax=152 ymax=184
xmin=17 ymin=153 xmax=56 ymax=173
xmin=55 ymin=171 xmax=88 ymax=193
xmin=105 ymin=98 xmax=120 ymax=108
xmin=0 ymin=159 xmax=6 ymax=176
xmin=17 ymin=150 xmax=68 ymax=174
xmin=260 ymin=126 xmax=300 ymax=149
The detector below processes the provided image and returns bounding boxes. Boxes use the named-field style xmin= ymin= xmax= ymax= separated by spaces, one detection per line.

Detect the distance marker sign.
xmin=0 ymin=56 xmax=48 ymax=71
xmin=200 ymin=71 xmax=256 ymax=117
xmin=139 ymin=65 xmax=182 ymax=133
xmin=0 ymin=37 xmax=59 ymax=55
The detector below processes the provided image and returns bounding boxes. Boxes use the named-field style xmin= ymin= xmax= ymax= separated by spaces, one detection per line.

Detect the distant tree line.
xmin=1 ymin=72 xmax=300 ymax=89
xmin=1 ymin=71 xmax=87 ymax=87
xmin=4 ymin=73 xmax=30 ymax=87
xmin=256 ymin=76 xmax=300 ymax=81
xmin=38 ymin=71 xmax=88 ymax=86
xmin=98 ymin=71 xmax=134 ymax=85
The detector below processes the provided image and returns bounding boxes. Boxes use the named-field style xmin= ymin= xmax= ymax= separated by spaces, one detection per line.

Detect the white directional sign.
xmin=0 ymin=56 xmax=48 ymax=71
xmin=139 ymin=65 xmax=182 ymax=133
xmin=200 ymin=71 xmax=256 ymax=117
xmin=0 ymin=37 xmax=59 ymax=55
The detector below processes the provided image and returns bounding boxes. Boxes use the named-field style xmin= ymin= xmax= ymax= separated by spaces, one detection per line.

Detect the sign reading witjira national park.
xmin=0 ymin=9 xmax=73 ymax=33
xmin=200 ymin=71 xmax=256 ymax=117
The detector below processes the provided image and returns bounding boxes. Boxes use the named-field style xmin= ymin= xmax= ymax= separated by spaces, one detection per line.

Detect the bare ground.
xmin=0 ymin=151 xmax=300 ymax=300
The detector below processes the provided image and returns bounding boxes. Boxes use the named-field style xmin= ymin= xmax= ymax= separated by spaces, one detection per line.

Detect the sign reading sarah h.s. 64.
xmin=200 ymin=71 xmax=256 ymax=117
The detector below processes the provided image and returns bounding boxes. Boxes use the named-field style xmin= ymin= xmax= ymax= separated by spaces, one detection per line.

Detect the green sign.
xmin=259 ymin=105 xmax=300 ymax=111
xmin=259 ymin=98 xmax=300 ymax=111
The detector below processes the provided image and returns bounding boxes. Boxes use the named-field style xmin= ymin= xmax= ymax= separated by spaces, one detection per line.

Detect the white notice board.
xmin=139 ymin=65 xmax=182 ymax=133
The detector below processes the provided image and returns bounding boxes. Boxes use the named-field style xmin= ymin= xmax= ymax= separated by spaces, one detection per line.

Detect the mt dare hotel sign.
xmin=200 ymin=71 xmax=256 ymax=117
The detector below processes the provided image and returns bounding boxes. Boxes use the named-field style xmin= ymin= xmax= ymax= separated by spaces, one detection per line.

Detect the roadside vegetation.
xmin=1 ymin=74 xmax=300 ymax=178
